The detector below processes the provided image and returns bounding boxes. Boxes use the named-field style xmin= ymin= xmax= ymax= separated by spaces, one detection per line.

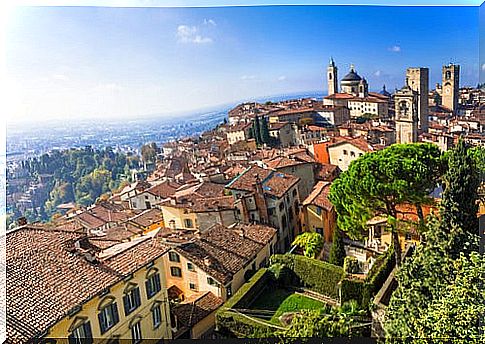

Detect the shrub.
xmin=340 ymin=278 xmax=371 ymax=308
xmin=329 ymin=228 xmax=346 ymax=267
xmin=270 ymin=254 xmax=345 ymax=299
xmin=343 ymin=256 xmax=360 ymax=274
xmin=365 ymin=245 xmax=396 ymax=295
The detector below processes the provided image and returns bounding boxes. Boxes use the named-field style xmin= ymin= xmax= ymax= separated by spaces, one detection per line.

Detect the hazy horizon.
xmin=6 ymin=5 xmax=479 ymax=124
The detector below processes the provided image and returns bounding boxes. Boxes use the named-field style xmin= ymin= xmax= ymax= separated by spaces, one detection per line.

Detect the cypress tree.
xmin=260 ymin=116 xmax=271 ymax=145
xmin=253 ymin=115 xmax=261 ymax=145
xmin=329 ymin=228 xmax=346 ymax=267
xmin=439 ymin=138 xmax=480 ymax=256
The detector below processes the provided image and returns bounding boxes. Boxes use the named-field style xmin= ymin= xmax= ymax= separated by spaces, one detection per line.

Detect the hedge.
xmin=340 ymin=278 xmax=371 ymax=308
xmin=365 ymin=245 xmax=396 ymax=295
xmin=223 ymin=268 xmax=270 ymax=309
xmin=270 ymin=254 xmax=345 ymax=300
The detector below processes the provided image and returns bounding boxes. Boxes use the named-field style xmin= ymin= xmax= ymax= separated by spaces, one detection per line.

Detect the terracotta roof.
xmin=315 ymin=163 xmax=341 ymax=181
xmin=7 ymin=226 xmax=169 ymax=341
xmin=146 ymin=180 xmax=180 ymax=198
xmin=302 ymin=181 xmax=333 ymax=211
xmin=75 ymin=211 xmax=106 ymax=229
xmin=227 ymin=122 xmax=252 ymax=132
xmin=264 ymin=156 xmax=308 ymax=169
xmin=226 ymin=165 xmax=300 ymax=199
xmin=327 ymin=136 xmax=374 ymax=153
xmin=171 ymin=223 xmax=276 ymax=285
xmin=324 ymin=93 xmax=354 ymax=100
xmin=129 ymin=208 xmax=164 ymax=228
xmin=171 ymin=292 xmax=224 ymax=337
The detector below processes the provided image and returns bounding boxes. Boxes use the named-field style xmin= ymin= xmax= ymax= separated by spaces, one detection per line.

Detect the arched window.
xmin=68 ymin=316 xmax=93 ymax=344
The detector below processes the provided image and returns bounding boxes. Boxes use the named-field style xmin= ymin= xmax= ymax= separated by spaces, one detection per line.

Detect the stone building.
xmin=406 ymin=67 xmax=429 ymax=132
xmin=442 ymin=63 xmax=460 ymax=112
xmin=394 ymin=85 xmax=419 ymax=144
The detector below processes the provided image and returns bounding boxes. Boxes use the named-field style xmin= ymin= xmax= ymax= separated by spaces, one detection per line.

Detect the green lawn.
xmin=250 ymin=288 xmax=325 ymax=324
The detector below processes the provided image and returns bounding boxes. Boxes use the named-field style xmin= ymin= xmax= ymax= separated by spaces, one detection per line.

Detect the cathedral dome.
xmin=341 ymin=65 xmax=362 ymax=83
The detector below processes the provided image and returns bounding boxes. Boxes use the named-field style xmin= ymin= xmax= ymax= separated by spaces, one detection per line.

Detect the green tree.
xmin=385 ymin=140 xmax=483 ymax=342
xmin=292 ymin=232 xmax=324 ymax=259
xmin=439 ymin=138 xmax=480 ymax=256
xmin=329 ymin=143 xmax=443 ymax=266
xmin=329 ymin=228 xmax=346 ymax=267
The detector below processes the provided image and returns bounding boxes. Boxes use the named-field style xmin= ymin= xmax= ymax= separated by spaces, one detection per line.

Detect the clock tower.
xmin=395 ymin=84 xmax=419 ymax=144
xmin=442 ymin=63 xmax=460 ymax=112
xmin=327 ymin=57 xmax=338 ymax=96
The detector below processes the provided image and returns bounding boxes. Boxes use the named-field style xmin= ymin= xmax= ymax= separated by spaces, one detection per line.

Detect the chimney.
xmin=203 ymin=256 xmax=212 ymax=267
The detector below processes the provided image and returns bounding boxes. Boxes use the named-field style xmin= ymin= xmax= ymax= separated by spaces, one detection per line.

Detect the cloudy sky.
xmin=5 ymin=4 xmax=479 ymax=123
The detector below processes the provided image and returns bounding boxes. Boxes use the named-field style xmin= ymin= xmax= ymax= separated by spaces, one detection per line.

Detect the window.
xmin=268 ymin=208 xmax=275 ymax=216
xmin=168 ymin=220 xmax=176 ymax=229
xmin=279 ymin=202 xmax=285 ymax=212
xmin=187 ymin=262 xmax=195 ymax=271
xmin=207 ymin=277 xmax=218 ymax=286
xmin=131 ymin=321 xmax=142 ymax=344
xmin=350 ymin=151 xmax=355 ymax=157
xmin=343 ymin=150 xmax=348 ymax=155
xmin=315 ymin=206 xmax=322 ymax=215
xmin=189 ymin=282 xmax=197 ymax=290
xmin=98 ymin=302 xmax=119 ymax=334
xmin=292 ymin=189 xmax=297 ymax=198
xmin=184 ymin=218 xmax=194 ymax=228
xmin=226 ymin=285 xmax=232 ymax=298
xmin=68 ymin=321 xmax=93 ymax=344
xmin=123 ymin=287 xmax=141 ymax=316
xmin=170 ymin=266 xmax=182 ymax=277
xmin=146 ymin=272 xmax=162 ymax=299
xmin=169 ymin=252 xmax=180 ymax=262
xmin=152 ymin=304 xmax=162 ymax=328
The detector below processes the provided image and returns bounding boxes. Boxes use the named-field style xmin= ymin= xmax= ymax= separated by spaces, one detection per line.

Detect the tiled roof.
xmin=327 ymin=136 xmax=374 ymax=153
xmin=226 ymin=165 xmax=300 ymax=198
xmin=324 ymin=93 xmax=354 ymax=100
xmin=302 ymin=181 xmax=333 ymax=211
xmin=6 ymin=226 xmax=169 ymax=341
xmin=129 ymin=208 xmax=164 ymax=228
xmin=172 ymin=292 xmax=224 ymax=337
xmin=269 ymin=122 xmax=290 ymax=130
xmin=146 ymin=180 xmax=180 ymax=198
xmin=264 ymin=156 xmax=307 ymax=169
xmin=171 ymin=223 xmax=276 ymax=285
xmin=315 ymin=163 xmax=341 ymax=181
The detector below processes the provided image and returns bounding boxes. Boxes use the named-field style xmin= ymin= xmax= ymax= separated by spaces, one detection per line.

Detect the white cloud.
xmin=204 ymin=19 xmax=217 ymax=26
xmin=277 ymin=75 xmax=287 ymax=81
xmin=481 ymin=63 xmax=485 ymax=72
xmin=240 ymin=75 xmax=256 ymax=80
xmin=176 ymin=24 xmax=213 ymax=44
xmin=388 ymin=45 xmax=401 ymax=53
xmin=374 ymin=70 xmax=382 ymax=77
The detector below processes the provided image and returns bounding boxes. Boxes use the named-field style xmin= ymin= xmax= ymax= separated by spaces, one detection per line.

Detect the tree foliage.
xmin=292 ymin=232 xmax=324 ymax=258
xmin=329 ymin=228 xmax=346 ymax=267
xmin=385 ymin=139 xmax=484 ymax=342
xmin=329 ymin=143 xmax=443 ymax=265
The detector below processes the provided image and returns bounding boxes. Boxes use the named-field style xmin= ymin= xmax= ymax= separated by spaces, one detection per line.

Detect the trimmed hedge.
xmin=365 ymin=245 xmax=396 ymax=295
xmin=216 ymin=268 xmax=278 ymax=337
xmin=340 ymin=278 xmax=371 ymax=308
xmin=270 ymin=254 xmax=345 ymax=300
xmin=223 ymin=268 xmax=270 ymax=309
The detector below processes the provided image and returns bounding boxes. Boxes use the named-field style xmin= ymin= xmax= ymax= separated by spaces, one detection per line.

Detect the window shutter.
xmin=98 ymin=311 xmax=106 ymax=334
xmin=146 ymin=279 xmax=152 ymax=298
xmin=134 ymin=287 xmax=141 ymax=308
xmin=155 ymin=274 xmax=161 ymax=293
xmin=84 ymin=321 xmax=93 ymax=344
xmin=68 ymin=333 xmax=76 ymax=344
xmin=112 ymin=302 xmax=120 ymax=325
xmin=123 ymin=294 xmax=130 ymax=316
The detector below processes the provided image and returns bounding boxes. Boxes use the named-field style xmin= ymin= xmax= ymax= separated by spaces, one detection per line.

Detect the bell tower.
xmin=442 ymin=63 xmax=460 ymax=112
xmin=394 ymin=85 xmax=419 ymax=144
xmin=327 ymin=57 xmax=338 ymax=96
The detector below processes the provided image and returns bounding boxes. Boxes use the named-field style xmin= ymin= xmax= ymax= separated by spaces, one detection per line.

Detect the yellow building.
xmin=157 ymin=223 xmax=277 ymax=339
xmin=7 ymin=225 xmax=172 ymax=343
xmin=300 ymin=181 xmax=336 ymax=243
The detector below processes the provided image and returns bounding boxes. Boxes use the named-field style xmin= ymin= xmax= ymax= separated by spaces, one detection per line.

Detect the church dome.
xmin=341 ymin=65 xmax=362 ymax=82
xmin=380 ymin=85 xmax=391 ymax=97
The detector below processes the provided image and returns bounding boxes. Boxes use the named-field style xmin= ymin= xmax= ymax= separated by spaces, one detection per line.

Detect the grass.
xmin=250 ymin=288 xmax=325 ymax=324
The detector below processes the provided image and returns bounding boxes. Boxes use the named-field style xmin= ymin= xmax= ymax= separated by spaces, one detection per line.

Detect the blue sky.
xmin=6 ymin=5 xmax=479 ymax=123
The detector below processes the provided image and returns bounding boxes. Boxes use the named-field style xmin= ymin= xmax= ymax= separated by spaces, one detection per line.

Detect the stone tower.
xmin=395 ymin=85 xmax=419 ymax=144
xmin=406 ymin=67 xmax=429 ymax=133
xmin=327 ymin=58 xmax=338 ymax=96
xmin=442 ymin=63 xmax=460 ymax=112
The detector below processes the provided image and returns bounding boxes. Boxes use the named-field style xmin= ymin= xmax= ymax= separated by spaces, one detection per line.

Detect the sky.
xmin=5 ymin=4 xmax=480 ymax=124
